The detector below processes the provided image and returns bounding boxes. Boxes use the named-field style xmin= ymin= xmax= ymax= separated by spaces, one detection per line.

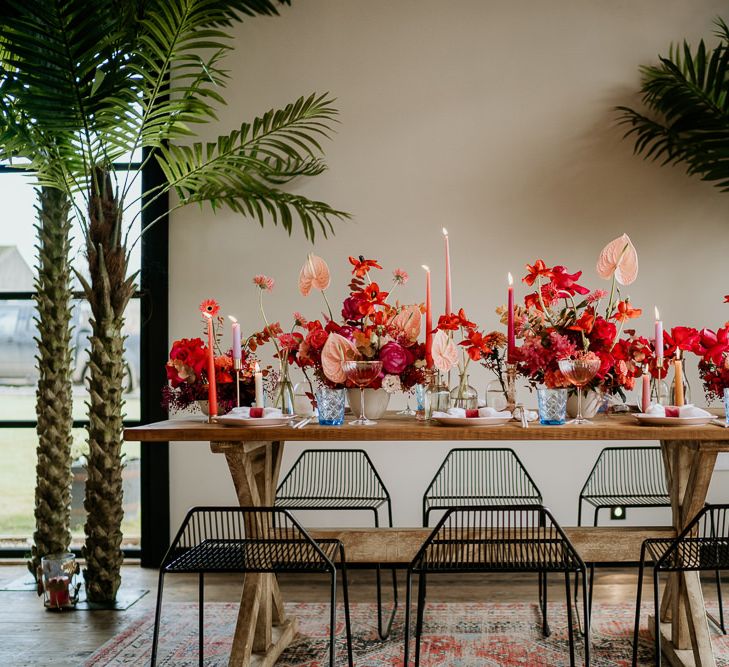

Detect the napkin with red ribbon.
xmin=224 ymin=406 xmax=284 ymax=419
xmin=432 ymin=407 xmax=512 ymax=419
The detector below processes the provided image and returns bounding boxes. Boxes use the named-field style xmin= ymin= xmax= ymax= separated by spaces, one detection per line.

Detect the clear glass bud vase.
xmin=273 ymin=361 xmax=296 ymax=415
xmin=450 ymin=374 xmax=478 ymax=409
xmin=425 ymin=375 xmax=451 ymax=419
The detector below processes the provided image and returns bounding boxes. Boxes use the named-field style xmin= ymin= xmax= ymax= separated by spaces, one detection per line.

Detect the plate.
xmin=433 ymin=416 xmax=512 ymax=427
xmin=633 ymin=414 xmax=714 ymax=427
xmin=214 ymin=416 xmax=293 ymax=427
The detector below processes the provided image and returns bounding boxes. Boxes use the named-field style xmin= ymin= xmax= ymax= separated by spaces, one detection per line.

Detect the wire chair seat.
xmin=642 ymin=537 xmax=729 ymax=571
xmin=422 ymin=448 xmax=542 ymax=526
xmin=275 ymin=496 xmax=388 ymax=510
xmin=581 ymin=493 xmax=669 ymax=508
xmin=164 ymin=537 xmax=343 ymax=574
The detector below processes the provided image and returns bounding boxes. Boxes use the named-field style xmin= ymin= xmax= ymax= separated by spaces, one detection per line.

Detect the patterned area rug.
xmin=85 ymin=601 xmax=729 ymax=666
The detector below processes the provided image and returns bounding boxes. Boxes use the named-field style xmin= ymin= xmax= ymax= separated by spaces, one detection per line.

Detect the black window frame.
xmin=0 ymin=152 xmax=170 ymax=565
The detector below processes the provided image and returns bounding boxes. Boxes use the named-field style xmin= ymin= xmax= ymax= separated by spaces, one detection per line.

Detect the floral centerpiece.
xmin=514 ymin=235 xmax=644 ymax=403
xmin=162 ymin=299 xmax=257 ymax=413
xmin=296 ymin=254 xmax=428 ymax=396
xmin=692 ymin=301 xmax=729 ymax=402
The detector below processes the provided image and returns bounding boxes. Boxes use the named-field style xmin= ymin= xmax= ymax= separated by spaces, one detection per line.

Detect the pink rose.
xmin=379 ymin=341 xmax=411 ymax=374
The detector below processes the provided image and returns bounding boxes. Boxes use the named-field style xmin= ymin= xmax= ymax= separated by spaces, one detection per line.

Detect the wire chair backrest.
xmin=424 ymin=448 xmax=541 ymax=501
xmin=581 ymin=446 xmax=668 ymax=499
xmin=414 ymin=505 xmax=582 ymax=571
xmin=163 ymin=506 xmax=331 ymax=569
xmin=277 ymin=449 xmax=389 ymax=501
xmin=659 ymin=504 xmax=729 ymax=569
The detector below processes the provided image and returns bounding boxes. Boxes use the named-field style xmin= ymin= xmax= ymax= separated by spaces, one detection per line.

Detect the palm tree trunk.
xmin=28 ymin=186 xmax=74 ymax=579
xmin=78 ymin=168 xmax=136 ymax=603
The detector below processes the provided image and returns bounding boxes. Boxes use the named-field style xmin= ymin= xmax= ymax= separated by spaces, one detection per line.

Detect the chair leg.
xmin=329 ymin=571 xmax=337 ymax=667
xmin=716 ymin=569 xmax=726 ymax=634
xmin=653 ymin=570 xmax=661 ymax=667
xmin=541 ymin=571 xmax=551 ymax=637
xmin=338 ymin=549 xmax=354 ymax=667
xmin=582 ymin=568 xmax=591 ymax=667
xmin=404 ymin=571 xmax=413 ymax=667
xmin=565 ymin=572 xmax=576 ymax=667
xmin=632 ymin=550 xmax=646 ymax=667
xmin=588 ymin=564 xmax=594 ymax=617
xmin=150 ymin=569 xmax=166 ymax=667
xmin=415 ymin=573 xmax=426 ymax=667
xmin=198 ymin=573 xmax=204 ymax=667
xmin=375 ymin=507 xmax=398 ymax=640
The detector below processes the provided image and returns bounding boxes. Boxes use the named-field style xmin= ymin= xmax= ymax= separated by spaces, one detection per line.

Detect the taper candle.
xmin=422 ymin=265 xmax=432 ymax=368
xmin=442 ymin=227 xmax=451 ymax=315
xmin=254 ymin=362 xmax=264 ymax=407
xmin=641 ymin=365 xmax=651 ymax=412
xmin=229 ymin=315 xmax=241 ymax=360
xmin=654 ymin=307 xmax=663 ymax=365
xmin=203 ymin=313 xmax=217 ymax=417
xmin=507 ymin=272 xmax=515 ymax=363
xmin=674 ymin=350 xmax=685 ymax=406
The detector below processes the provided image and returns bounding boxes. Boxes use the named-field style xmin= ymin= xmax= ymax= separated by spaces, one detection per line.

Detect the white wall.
xmin=168 ymin=0 xmax=729 ymax=535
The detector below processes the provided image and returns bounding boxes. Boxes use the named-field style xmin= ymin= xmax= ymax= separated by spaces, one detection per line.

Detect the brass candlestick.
xmin=506 ymin=363 xmax=517 ymax=412
xmin=233 ymin=357 xmax=242 ymax=407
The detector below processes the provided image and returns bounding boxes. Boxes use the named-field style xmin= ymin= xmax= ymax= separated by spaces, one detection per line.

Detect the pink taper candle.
xmin=507 ymin=272 xmax=516 ymax=363
xmin=442 ymin=227 xmax=451 ymax=315
xmin=654 ymin=306 xmax=663 ymax=365
xmin=641 ymin=366 xmax=651 ymax=412
xmin=204 ymin=313 xmax=218 ymax=417
xmin=422 ymin=265 xmax=433 ymax=368
xmin=229 ymin=315 xmax=241 ymax=360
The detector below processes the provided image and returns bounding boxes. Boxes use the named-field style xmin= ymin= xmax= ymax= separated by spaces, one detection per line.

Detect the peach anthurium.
xmin=321 ymin=332 xmax=357 ymax=384
xmin=432 ymin=329 xmax=458 ymax=373
xmin=596 ymin=234 xmax=638 ymax=286
xmin=391 ymin=305 xmax=421 ymax=342
xmin=298 ymin=254 xmax=331 ymax=296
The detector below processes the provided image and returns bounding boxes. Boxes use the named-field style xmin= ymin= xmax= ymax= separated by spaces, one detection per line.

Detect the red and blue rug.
xmin=85 ymin=601 xmax=729 ymax=666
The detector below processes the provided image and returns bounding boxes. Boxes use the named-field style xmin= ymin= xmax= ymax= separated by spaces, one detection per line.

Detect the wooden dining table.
xmin=125 ymin=414 xmax=729 ymax=667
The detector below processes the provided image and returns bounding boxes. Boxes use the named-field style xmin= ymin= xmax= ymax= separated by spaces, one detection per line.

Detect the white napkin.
xmin=432 ymin=407 xmax=512 ymax=419
xmin=646 ymin=403 xmax=665 ymax=416
xmin=225 ymin=406 xmax=283 ymax=419
xmin=513 ymin=407 xmax=539 ymax=422
xmin=678 ymin=404 xmax=711 ymax=418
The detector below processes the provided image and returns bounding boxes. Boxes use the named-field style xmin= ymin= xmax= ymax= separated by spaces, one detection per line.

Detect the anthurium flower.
xmin=391 ymin=305 xmax=421 ymax=341
xmin=432 ymin=330 xmax=458 ymax=372
xmin=348 ymin=255 xmax=382 ymax=277
xmin=551 ymin=266 xmax=590 ymax=296
xmin=523 ymin=259 xmax=553 ymax=286
xmin=613 ymin=300 xmax=642 ymax=322
xmin=298 ymin=254 xmax=331 ymax=296
xmin=321 ymin=332 xmax=357 ymax=384
xmin=596 ymin=233 xmax=638 ymax=285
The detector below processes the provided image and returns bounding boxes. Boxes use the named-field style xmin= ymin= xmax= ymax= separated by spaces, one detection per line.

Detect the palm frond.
xmin=618 ymin=17 xmax=729 ymax=191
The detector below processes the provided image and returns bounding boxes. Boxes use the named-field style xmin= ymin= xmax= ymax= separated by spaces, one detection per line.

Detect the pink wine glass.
xmin=558 ymin=357 xmax=601 ymax=424
xmin=342 ymin=360 xmax=383 ymax=425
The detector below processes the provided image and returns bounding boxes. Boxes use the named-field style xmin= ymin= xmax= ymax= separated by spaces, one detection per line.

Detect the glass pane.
xmin=0 ymin=428 xmax=140 ymax=547
xmin=0 ymin=298 xmax=140 ymax=421
xmin=0 ymin=170 xmax=141 ymax=291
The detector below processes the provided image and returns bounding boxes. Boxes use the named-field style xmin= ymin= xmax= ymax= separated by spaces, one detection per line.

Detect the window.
xmin=0 ymin=162 xmax=148 ymax=553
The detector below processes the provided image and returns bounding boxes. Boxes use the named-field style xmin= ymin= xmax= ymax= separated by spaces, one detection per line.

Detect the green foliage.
xmin=618 ymin=18 xmax=729 ymax=192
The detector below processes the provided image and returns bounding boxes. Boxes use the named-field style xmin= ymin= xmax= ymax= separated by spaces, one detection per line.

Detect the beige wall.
xmin=168 ymin=0 xmax=729 ymax=534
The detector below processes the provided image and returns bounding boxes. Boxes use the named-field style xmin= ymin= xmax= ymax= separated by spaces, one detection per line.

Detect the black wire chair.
xmin=632 ymin=504 xmax=729 ymax=667
xmin=150 ymin=506 xmax=353 ymax=667
xmin=422 ymin=448 xmax=543 ymax=527
xmin=276 ymin=448 xmax=398 ymax=639
xmin=577 ymin=447 xmax=724 ymax=634
xmin=403 ymin=505 xmax=590 ymax=667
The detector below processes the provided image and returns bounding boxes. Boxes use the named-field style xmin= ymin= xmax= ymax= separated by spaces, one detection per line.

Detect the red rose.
xmin=379 ymin=341 xmax=412 ymax=374
xmin=306 ymin=328 xmax=329 ymax=350
xmin=167 ymin=338 xmax=207 ymax=386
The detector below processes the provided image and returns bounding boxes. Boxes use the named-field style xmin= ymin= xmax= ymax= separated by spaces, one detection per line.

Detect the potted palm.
xmin=0 ymin=0 xmax=348 ymax=603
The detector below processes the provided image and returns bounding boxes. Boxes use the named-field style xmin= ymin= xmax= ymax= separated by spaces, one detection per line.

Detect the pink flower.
xmin=253 ymin=274 xmax=274 ymax=291
xmin=391 ymin=305 xmax=421 ymax=342
xmin=586 ymin=289 xmax=608 ymax=304
xmin=431 ymin=330 xmax=458 ymax=373
xmin=293 ymin=312 xmax=308 ymax=327
xmin=393 ymin=268 xmax=409 ymax=285
xmin=321 ymin=333 xmax=358 ymax=384
xmin=298 ymin=254 xmax=330 ymax=296
xmin=596 ymin=233 xmax=638 ymax=286
xmin=379 ymin=341 xmax=412 ymax=374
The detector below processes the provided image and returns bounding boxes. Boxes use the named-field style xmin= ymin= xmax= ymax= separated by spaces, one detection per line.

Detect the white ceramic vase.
xmin=566 ymin=389 xmax=603 ymax=419
xmin=346 ymin=388 xmax=390 ymax=420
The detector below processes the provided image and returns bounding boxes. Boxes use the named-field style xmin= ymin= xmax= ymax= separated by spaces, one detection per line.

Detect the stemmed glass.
xmin=397 ymin=389 xmax=416 ymax=416
xmin=342 ymin=360 xmax=383 ymax=426
xmin=558 ymin=357 xmax=601 ymax=424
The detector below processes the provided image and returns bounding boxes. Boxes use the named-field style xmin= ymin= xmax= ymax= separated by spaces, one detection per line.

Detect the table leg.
xmin=211 ymin=440 xmax=296 ymax=666
xmin=656 ymin=440 xmax=719 ymax=667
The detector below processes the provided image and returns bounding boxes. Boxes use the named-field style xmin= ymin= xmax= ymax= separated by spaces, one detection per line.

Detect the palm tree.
xmin=0 ymin=0 xmax=348 ymax=602
xmin=618 ymin=18 xmax=729 ymax=192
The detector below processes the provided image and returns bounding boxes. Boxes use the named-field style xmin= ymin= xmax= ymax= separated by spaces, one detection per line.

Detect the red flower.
xmin=725 ymin=295 xmax=729 ymax=303
xmin=663 ymin=326 xmax=699 ymax=356
xmin=199 ymin=299 xmax=219 ymax=317
xmin=379 ymin=341 xmax=413 ymax=374
xmin=348 ymin=255 xmax=382 ymax=277
xmin=551 ymin=266 xmax=590 ymax=296
xmin=166 ymin=337 xmax=207 ymax=387
xmin=459 ymin=329 xmax=494 ymax=361
xmin=694 ymin=326 xmax=729 ymax=365
xmin=613 ymin=300 xmax=642 ymax=322
xmin=436 ymin=309 xmax=475 ymax=332
xmin=524 ymin=292 xmax=543 ymax=312
xmin=568 ymin=309 xmax=595 ymax=334
xmin=306 ymin=327 xmax=329 ymax=350
xmin=523 ymin=259 xmax=553 ymax=286
xmin=589 ymin=317 xmax=617 ymax=350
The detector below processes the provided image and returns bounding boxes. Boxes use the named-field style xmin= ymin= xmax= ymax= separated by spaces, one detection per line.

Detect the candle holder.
xmin=38 ymin=553 xmax=80 ymax=610
xmin=233 ymin=357 xmax=242 ymax=408
xmin=505 ymin=363 xmax=517 ymax=412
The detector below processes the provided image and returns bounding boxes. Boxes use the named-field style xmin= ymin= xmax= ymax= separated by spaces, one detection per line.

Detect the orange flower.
xmin=298 ymin=254 xmax=331 ymax=296
xmin=348 ymin=256 xmax=382 ymax=277
xmin=199 ymin=299 xmax=219 ymax=316
xmin=568 ymin=309 xmax=595 ymax=334
xmin=523 ymin=259 xmax=553 ymax=286
xmin=613 ymin=300 xmax=642 ymax=322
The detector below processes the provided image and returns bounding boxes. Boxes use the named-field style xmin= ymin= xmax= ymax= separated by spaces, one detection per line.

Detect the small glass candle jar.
xmin=39 ymin=553 xmax=79 ymax=610
xmin=724 ymin=388 xmax=729 ymax=426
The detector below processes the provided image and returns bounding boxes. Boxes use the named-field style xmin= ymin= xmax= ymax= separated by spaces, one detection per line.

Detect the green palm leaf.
xmin=618 ymin=17 xmax=729 ymax=191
